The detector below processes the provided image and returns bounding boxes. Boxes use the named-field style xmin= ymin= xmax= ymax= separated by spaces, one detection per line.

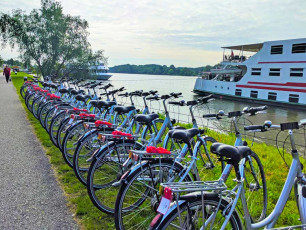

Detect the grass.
xmin=11 ymin=73 xmax=305 ymax=229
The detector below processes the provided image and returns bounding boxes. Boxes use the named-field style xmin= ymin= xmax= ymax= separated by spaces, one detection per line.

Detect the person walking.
xmin=3 ymin=65 xmax=11 ymax=83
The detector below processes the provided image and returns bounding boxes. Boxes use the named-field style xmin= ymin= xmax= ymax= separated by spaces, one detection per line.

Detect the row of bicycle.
xmin=21 ymin=77 xmax=306 ymax=229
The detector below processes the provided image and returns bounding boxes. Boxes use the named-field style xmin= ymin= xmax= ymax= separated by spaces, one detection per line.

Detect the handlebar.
xmin=168 ymin=100 xmax=186 ymax=106
xmin=244 ymin=120 xmax=304 ymax=132
xmin=147 ymin=95 xmax=161 ymax=101
xmin=149 ymin=90 xmax=158 ymax=95
xmin=161 ymin=92 xmax=182 ymax=100
xmin=203 ymin=111 xmax=224 ymax=119
xmin=99 ymin=83 xmax=113 ymax=90
xmin=118 ymin=92 xmax=129 ymax=97
xmin=170 ymin=92 xmax=182 ymax=98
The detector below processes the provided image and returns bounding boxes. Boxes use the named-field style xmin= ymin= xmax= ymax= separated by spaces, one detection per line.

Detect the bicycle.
xmin=153 ymin=120 xmax=306 ymax=230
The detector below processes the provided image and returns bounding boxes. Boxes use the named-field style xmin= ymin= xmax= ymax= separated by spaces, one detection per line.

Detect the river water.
xmin=103 ymin=73 xmax=306 ymax=152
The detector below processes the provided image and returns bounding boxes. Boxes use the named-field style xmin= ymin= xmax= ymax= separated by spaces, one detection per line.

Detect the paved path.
xmin=0 ymin=77 xmax=78 ymax=229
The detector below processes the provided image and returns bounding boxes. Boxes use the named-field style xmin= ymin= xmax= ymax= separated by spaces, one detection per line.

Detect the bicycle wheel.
xmin=73 ymin=129 xmax=103 ymax=185
xmin=57 ymin=116 xmax=71 ymax=151
xmin=114 ymin=159 xmax=192 ymax=230
xmin=154 ymin=196 xmax=242 ymax=230
xmin=243 ymin=151 xmax=267 ymax=222
xmin=49 ymin=110 xmax=66 ymax=147
xmin=39 ymin=102 xmax=53 ymax=128
xmin=32 ymin=96 xmax=44 ymax=119
xmin=20 ymin=85 xmax=28 ymax=99
xmin=44 ymin=106 xmax=57 ymax=133
xmin=61 ymin=121 xmax=86 ymax=167
xmin=26 ymin=93 xmax=36 ymax=113
xmin=87 ymin=140 xmax=143 ymax=214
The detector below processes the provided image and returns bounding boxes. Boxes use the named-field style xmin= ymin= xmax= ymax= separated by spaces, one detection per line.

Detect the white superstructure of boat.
xmin=194 ymin=38 xmax=306 ymax=108
xmin=89 ymin=62 xmax=112 ymax=80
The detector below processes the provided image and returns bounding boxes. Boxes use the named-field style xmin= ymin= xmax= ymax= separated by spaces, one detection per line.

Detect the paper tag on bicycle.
xmin=43 ymin=98 xmax=46 ymax=103
xmin=68 ymin=118 xmax=74 ymax=124
xmin=157 ymin=197 xmax=171 ymax=215
xmin=157 ymin=187 xmax=172 ymax=215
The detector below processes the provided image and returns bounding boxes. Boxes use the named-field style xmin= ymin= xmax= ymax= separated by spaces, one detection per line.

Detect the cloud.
xmin=1 ymin=0 xmax=306 ymax=67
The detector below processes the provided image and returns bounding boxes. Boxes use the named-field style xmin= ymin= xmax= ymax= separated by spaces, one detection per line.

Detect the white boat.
xmin=89 ymin=62 xmax=112 ymax=80
xmin=194 ymin=38 xmax=306 ymax=108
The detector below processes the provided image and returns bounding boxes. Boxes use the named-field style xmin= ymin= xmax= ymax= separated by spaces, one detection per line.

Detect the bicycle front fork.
xmin=294 ymin=177 xmax=306 ymax=224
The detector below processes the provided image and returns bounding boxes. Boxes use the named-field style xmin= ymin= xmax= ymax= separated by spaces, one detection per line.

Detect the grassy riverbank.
xmin=12 ymin=73 xmax=304 ymax=229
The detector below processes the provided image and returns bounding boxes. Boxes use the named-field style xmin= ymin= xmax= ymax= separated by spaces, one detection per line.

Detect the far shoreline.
xmin=109 ymin=72 xmax=198 ymax=77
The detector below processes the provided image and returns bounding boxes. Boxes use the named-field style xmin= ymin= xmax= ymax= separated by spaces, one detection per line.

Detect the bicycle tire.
xmin=49 ymin=110 xmax=66 ymax=147
xmin=243 ymin=151 xmax=267 ymax=222
xmin=73 ymin=129 xmax=102 ymax=185
xmin=61 ymin=121 xmax=86 ymax=167
xmin=87 ymin=140 xmax=143 ymax=214
xmin=114 ymin=159 xmax=192 ymax=229
xmin=56 ymin=116 xmax=71 ymax=151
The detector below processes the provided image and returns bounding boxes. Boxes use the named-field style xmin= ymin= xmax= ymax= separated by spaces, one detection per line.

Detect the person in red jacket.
xmin=3 ymin=65 xmax=11 ymax=83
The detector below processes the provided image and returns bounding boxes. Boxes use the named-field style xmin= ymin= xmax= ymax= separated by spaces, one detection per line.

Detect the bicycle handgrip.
xmin=168 ymin=101 xmax=181 ymax=105
xmin=150 ymin=90 xmax=158 ymax=95
xmin=244 ymin=125 xmax=265 ymax=131
xmin=203 ymin=114 xmax=217 ymax=118
xmin=161 ymin=95 xmax=171 ymax=100
xmin=187 ymin=100 xmax=197 ymax=106
xmin=142 ymin=92 xmax=150 ymax=97
xmin=146 ymin=96 xmax=160 ymax=100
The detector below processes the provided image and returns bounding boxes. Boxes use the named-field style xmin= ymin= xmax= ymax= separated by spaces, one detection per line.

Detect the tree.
xmin=0 ymin=55 xmax=3 ymax=67
xmin=0 ymin=0 xmax=106 ymax=79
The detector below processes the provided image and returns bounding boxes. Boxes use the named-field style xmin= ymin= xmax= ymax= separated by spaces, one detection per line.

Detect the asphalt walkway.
xmin=0 ymin=77 xmax=78 ymax=229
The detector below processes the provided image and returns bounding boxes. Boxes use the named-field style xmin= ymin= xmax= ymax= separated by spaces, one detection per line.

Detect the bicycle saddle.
xmin=114 ymin=106 xmax=135 ymax=114
xmin=210 ymin=143 xmax=252 ymax=162
xmin=59 ymin=88 xmax=69 ymax=94
xmin=75 ymin=94 xmax=90 ymax=102
xmin=98 ymin=101 xmax=116 ymax=109
xmin=168 ymin=128 xmax=199 ymax=143
xmin=70 ymin=89 xmax=78 ymax=95
xmin=135 ymin=113 xmax=159 ymax=124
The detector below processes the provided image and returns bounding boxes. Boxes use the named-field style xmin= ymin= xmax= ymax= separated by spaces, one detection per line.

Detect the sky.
xmin=0 ymin=0 xmax=306 ymax=67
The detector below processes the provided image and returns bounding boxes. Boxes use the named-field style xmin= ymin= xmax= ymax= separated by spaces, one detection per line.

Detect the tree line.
xmin=109 ymin=64 xmax=217 ymax=76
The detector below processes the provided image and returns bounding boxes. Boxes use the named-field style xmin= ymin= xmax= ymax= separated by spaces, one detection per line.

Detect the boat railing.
xmin=223 ymin=55 xmax=251 ymax=63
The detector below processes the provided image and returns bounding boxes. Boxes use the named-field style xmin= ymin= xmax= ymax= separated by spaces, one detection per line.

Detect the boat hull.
xmin=96 ymin=74 xmax=112 ymax=80
xmin=194 ymin=78 xmax=306 ymax=109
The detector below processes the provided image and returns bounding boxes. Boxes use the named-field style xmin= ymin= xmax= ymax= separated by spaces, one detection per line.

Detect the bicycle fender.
xmin=295 ymin=178 xmax=306 ymax=223
xmin=93 ymin=141 xmax=116 ymax=160
xmin=78 ymin=129 xmax=99 ymax=143
xmin=66 ymin=120 xmax=83 ymax=133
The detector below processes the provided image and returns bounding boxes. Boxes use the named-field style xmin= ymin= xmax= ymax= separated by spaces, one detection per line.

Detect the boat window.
xmin=270 ymin=45 xmax=283 ymax=55
xmin=250 ymin=91 xmax=258 ymax=98
xmin=292 ymin=43 xmax=306 ymax=53
xmin=290 ymin=68 xmax=304 ymax=77
xmin=235 ymin=89 xmax=242 ymax=96
xmin=268 ymin=92 xmax=277 ymax=100
xmin=251 ymin=68 xmax=261 ymax=76
xmin=289 ymin=94 xmax=299 ymax=103
xmin=269 ymin=68 xmax=281 ymax=76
